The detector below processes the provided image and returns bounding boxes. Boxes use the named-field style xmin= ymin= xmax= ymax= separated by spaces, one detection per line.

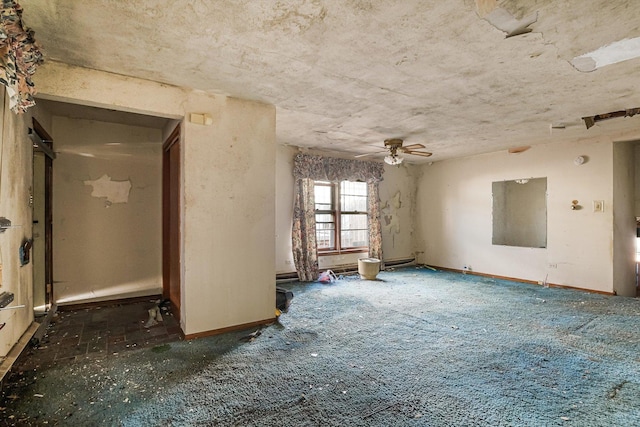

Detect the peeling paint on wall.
xmin=382 ymin=191 xmax=402 ymax=234
xmin=84 ymin=174 xmax=132 ymax=204
xmin=475 ymin=0 xmax=537 ymax=38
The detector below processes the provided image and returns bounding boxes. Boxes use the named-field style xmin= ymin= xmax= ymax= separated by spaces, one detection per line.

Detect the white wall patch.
xmin=84 ymin=174 xmax=132 ymax=204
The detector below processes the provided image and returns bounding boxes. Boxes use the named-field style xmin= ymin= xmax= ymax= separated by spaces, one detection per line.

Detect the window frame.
xmin=314 ymin=180 xmax=369 ymax=256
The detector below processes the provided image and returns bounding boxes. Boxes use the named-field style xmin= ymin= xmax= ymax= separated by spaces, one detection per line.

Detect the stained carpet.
xmin=1 ymin=267 xmax=639 ymax=426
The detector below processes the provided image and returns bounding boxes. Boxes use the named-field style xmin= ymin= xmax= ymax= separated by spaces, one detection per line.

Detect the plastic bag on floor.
xmin=318 ymin=270 xmax=338 ymax=284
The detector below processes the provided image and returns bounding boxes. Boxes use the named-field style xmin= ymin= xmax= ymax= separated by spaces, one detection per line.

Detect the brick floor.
xmin=13 ymin=298 xmax=182 ymax=371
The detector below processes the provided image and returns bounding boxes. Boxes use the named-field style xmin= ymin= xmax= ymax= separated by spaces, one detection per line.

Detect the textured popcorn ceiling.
xmin=23 ymin=0 xmax=640 ymax=162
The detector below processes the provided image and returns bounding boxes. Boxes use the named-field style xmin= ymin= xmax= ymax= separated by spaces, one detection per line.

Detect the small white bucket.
xmin=358 ymin=258 xmax=381 ymax=280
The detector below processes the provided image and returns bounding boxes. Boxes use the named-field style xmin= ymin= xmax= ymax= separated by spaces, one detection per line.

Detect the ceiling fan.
xmin=355 ymin=138 xmax=432 ymax=165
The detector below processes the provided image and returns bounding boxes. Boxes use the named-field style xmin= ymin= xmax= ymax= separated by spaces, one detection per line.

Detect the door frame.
xmin=162 ymin=124 xmax=181 ymax=320
xmin=31 ymin=118 xmax=54 ymax=309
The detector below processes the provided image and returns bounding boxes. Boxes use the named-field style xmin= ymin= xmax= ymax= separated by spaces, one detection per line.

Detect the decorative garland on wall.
xmin=0 ymin=1 xmax=43 ymax=113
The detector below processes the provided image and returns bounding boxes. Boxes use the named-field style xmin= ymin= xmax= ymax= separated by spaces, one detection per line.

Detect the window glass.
xmin=314 ymin=180 xmax=368 ymax=253
xmin=314 ymin=184 xmax=332 ymax=211
xmin=316 ymin=223 xmax=335 ymax=249
xmin=340 ymin=181 xmax=367 ymax=212
xmin=340 ymin=213 xmax=368 ymax=248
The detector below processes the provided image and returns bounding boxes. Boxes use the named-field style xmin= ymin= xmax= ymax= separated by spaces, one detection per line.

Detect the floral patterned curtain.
xmin=292 ymin=177 xmax=318 ymax=281
xmin=367 ymin=182 xmax=383 ymax=265
xmin=291 ymin=153 xmax=385 ymax=281
xmin=0 ymin=1 xmax=43 ymax=113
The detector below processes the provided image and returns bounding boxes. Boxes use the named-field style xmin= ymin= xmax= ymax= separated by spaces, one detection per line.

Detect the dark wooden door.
xmin=163 ymin=125 xmax=181 ymax=319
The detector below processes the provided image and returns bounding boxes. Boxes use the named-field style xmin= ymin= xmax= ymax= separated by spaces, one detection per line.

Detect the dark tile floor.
xmin=14 ymin=298 xmax=182 ymax=372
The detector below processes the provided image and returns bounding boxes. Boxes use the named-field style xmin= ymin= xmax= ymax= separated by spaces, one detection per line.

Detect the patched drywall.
xmin=382 ymin=192 xmax=402 ymax=234
xmin=0 ymin=87 xmax=35 ymax=357
xmin=52 ymin=117 xmax=163 ymax=304
xmin=415 ymin=138 xmax=616 ymax=293
xmin=84 ymin=174 xmax=132 ymax=205
xmin=379 ymin=163 xmax=419 ymax=263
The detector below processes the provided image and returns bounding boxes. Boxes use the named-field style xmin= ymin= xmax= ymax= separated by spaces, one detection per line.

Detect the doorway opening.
xmin=32 ymin=99 xmax=179 ymax=314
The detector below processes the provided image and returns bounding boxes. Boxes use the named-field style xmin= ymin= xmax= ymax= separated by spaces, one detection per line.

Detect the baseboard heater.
xmin=276 ymin=258 xmax=416 ymax=282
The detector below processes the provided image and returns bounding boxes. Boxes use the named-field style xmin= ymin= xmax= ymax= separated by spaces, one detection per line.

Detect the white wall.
xmin=634 ymin=144 xmax=640 ymax=216
xmin=275 ymin=146 xmax=417 ymax=274
xmin=415 ymin=138 xmax=615 ymax=293
xmin=36 ymin=61 xmax=276 ymax=336
xmin=181 ymin=95 xmax=276 ymax=335
xmin=52 ymin=117 xmax=163 ymax=304
xmin=0 ymin=88 xmax=35 ymax=356
xmin=275 ymin=145 xmax=296 ymax=274
xmin=613 ymin=141 xmax=636 ymax=296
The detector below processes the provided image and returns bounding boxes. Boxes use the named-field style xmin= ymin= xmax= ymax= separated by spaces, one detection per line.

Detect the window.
xmin=314 ymin=180 xmax=368 ymax=254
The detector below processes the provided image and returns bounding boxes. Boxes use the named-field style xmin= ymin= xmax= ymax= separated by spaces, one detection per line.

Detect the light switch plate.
xmin=593 ymin=200 xmax=604 ymax=212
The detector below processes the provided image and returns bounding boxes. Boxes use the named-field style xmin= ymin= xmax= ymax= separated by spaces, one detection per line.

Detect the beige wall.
xmin=0 ymin=88 xmax=35 ymax=357
xmin=181 ymin=96 xmax=276 ymax=335
xmin=613 ymin=141 xmax=636 ymax=296
xmin=36 ymin=61 xmax=276 ymax=336
xmin=634 ymin=145 xmax=640 ymax=216
xmin=275 ymin=145 xmax=296 ymax=274
xmin=275 ymin=146 xmax=417 ymax=274
xmin=51 ymin=117 xmax=163 ymax=304
xmin=415 ymin=138 xmax=616 ymax=293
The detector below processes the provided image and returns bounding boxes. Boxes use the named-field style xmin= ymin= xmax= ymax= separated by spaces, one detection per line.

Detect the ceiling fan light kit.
xmin=357 ymin=138 xmax=432 ymax=163
xmin=384 ymin=154 xmax=404 ymax=165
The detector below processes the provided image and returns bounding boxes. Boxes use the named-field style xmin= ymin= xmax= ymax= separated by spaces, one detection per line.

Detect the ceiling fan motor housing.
xmin=384 ymin=138 xmax=404 ymax=149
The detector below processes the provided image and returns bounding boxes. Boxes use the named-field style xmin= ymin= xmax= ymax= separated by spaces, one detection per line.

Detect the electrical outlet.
xmin=593 ymin=200 xmax=604 ymax=212
xmin=548 ymin=263 xmax=557 ymax=269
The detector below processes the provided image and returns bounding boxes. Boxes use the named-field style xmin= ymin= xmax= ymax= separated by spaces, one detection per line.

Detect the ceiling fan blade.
xmin=404 ymin=150 xmax=432 ymax=157
xmin=355 ymin=149 xmax=387 ymax=158
xmin=401 ymin=143 xmax=426 ymax=150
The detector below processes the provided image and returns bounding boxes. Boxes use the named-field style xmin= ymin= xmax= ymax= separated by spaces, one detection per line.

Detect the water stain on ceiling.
xmin=23 ymin=0 xmax=640 ymax=162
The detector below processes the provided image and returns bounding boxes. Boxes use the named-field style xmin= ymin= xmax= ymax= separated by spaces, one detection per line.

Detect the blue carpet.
xmin=2 ymin=267 xmax=639 ymax=426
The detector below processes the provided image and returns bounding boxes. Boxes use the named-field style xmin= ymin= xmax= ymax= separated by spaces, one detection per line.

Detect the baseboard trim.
xmin=184 ymin=317 xmax=276 ymax=340
xmin=276 ymin=258 xmax=417 ymax=281
xmin=429 ymin=265 xmax=615 ymax=296
xmin=0 ymin=322 xmax=39 ymax=385
xmin=58 ymin=294 xmax=162 ymax=311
